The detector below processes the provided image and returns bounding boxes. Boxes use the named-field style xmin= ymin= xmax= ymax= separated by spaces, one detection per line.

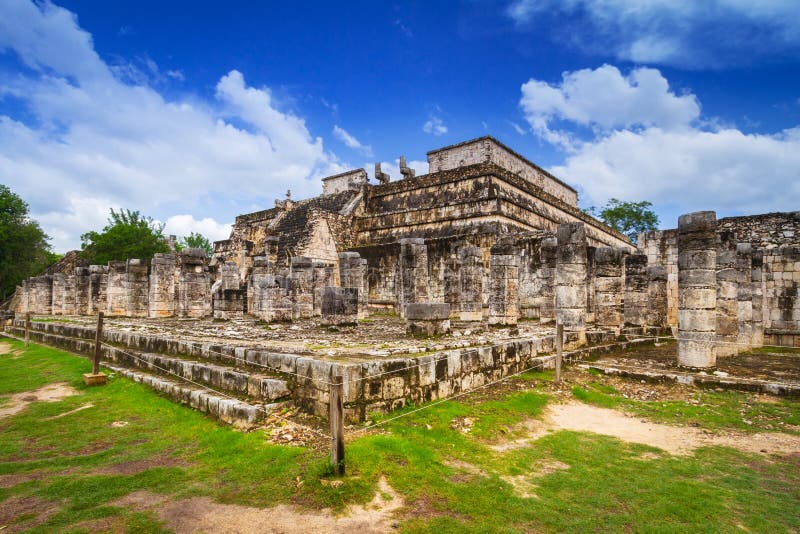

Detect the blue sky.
xmin=1 ymin=0 xmax=799 ymax=252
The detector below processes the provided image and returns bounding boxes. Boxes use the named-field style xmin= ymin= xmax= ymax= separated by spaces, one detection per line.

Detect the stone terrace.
xmin=33 ymin=314 xmax=556 ymax=362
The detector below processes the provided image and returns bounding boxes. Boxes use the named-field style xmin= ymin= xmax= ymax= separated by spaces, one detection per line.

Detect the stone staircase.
xmin=4 ymin=319 xmax=293 ymax=428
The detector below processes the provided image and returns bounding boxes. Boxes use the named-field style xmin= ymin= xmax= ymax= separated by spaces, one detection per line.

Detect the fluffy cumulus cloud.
xmin=507 ymin=0 xmax=800 ymax=68
xmin=520 ymin=65 xmax=699 ymax=149
xmin=332 ymin=125 xmax=372 ymax=156
xmin=0 ymin=0 xmax=340 ymax=251
xmin=520 ymin=65 xmax=800 ymax=220
xmin=423 ymin=116 xmax=448 ymax=136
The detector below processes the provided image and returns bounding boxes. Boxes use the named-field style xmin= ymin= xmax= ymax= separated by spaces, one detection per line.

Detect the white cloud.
xmin=508 ymin=121 xmax=527 ymax=135
xmin=520 ymin=65 xmax=699 ymax=149
xmin=0 ymin=0 xmax=340 ymax=252
xmin=506 ymin=0 xmax=800 ymax=67
xmin=423 ymin=116 xmax=448 ymax=136
xmin=553 ymin=126 xmax=800 ymax=218
xmin=332 ymin=125 xmax=372 ymax=156
xmin=519 ymin=65 xmax=800 ymax=219
xmin=162 ymin=214 xmax=232 ymax=242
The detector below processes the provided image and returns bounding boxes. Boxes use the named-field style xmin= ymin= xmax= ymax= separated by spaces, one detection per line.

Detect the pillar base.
xmin=83 ymin=372 xmax=107 ymax=386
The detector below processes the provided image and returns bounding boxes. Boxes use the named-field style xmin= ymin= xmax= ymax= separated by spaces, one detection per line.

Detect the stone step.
xmin=104 ymin=364 xmax=271 ymax=428
xmin=6 ymin=324 xmax=292 ymax=402
xmin=107 ymin=349 xmax=291 ymax=402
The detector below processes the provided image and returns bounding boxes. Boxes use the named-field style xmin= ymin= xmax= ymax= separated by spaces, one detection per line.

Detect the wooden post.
xmin=330 ymin=375 xmax=345 ymax=476
xmin=93 ymin=312 xmax=104 ymax=375
xmin=554 ymin=322 xmax=563 ymax=384
xmin=24 ymin=312 xmax=30 ymax=347
xmin=83 ymin=312 xmax=107 ymax=386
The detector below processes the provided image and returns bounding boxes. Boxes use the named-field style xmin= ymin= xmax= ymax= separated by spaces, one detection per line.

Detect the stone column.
xmin=716 ymin=232 xmax=742 ymax=356
xmin=321 ymin=286 xmax=359 ymax=325
xmin=677 ymin=211 xmax=717 ymax=368
xmin=555 ymin=223 xmax=587 ymax=343
xmin=339 ymin=252 xmax=368 ymax=318
xmin=126 ymin=259 xmax=149 ymax=317
xmin=735 ymin=243 xmax=754 ymax=350
xmin=443 ymin=254 xmax=461 ymax=319
xmin=248 ymin=257 xmax=274 ymax=321
xmin=220 ymin=261 xmax=240 ymax=290
xmin=290 ymin=256 xmax=314 ymax=319
xmin=149 ymin=253 xmax=177 ymax=318
xmin=646 ymin=265 xmax=668 ymax=328
xmin=37 ymin=275 xmax=54 ymax=315
xmin=751 ymin=250 xmax=765 ymax=347
xmin=459 ymin=246 xmax=484 ymax=321
xmin=74 ymin=267 xmax=90 ymax=315
xmin=623 ymin=254 xmax=648 ymax=327
xmin=88 ymin=265 xmax=108 ymax=315
xmin=406 ymin=303 xmax=451 ymax=336
xmin=488 ymin=243 xmax=520 ymax=326
xmin=52 ymin=273 xmax=70 ymax=315
xmin=177 ymin=249 xmax=211 ymax=318
xmin=594 ymin=247 xmax=625 ymax=330
xmin=398 ymin=238 xmax=429 ymax=318
xmin=106 ymin=261 xmax=127 ymax=316
xmin=538 ymin=237 xmax=558 ymax=324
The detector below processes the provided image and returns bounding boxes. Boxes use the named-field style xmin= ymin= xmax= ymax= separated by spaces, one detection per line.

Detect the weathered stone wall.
xmin=357 ymin=164 xmax=630 ymax=250
xmin=762 ymin=246 xmax=800 ymax=343
xmin=321 ymin=169 xmax=368 ymax=196
xmin=718 ymin=212 xmax=800 ymax=250
xmin=426 ymin=136 xmax=579 ymax=205
xmin=638 ymin=229 xmax=679 ymax=326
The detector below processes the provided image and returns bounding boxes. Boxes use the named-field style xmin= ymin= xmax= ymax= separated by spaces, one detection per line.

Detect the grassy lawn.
xmin=1 ymin=338 xmax=799 ymax=532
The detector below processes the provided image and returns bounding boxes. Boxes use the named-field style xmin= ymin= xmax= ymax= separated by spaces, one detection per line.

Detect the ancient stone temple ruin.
xmin=7 ymin=136 xmax=800 ymax=424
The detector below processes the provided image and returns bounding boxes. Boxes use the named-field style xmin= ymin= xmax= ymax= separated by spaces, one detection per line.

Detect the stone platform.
xmin=585 ymin=343 xmax=800 ymax=397
xmin=6 ymin=315 xmax=640 ymax=425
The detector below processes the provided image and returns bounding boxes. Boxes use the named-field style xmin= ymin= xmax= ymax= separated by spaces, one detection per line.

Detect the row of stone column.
xmin=19 ymin=250 xmax=212 ymax=318
xmin=246 ymin=252 xmax=368 ymax=323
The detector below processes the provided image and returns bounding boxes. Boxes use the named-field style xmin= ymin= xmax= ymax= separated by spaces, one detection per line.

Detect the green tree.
xmin=586 ymin=198 xmax=660 ymax=243
xmin=176 ymin=232 xmax=213 ymax=257
xmin=80 ymin=209 xmax=169 ymax=265
xmin=0 ymin=185 xmax=53 ymax=299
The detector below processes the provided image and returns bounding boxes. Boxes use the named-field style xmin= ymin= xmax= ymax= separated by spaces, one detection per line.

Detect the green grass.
xmin=1 ymin=338 xmax=799 ymax=532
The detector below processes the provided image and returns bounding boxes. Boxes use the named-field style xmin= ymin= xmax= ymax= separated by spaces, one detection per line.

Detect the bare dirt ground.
xmin=0 ymin=341 xmax=24 ymax=357
xmin=491 ymin=401 xmax=800 ymax=456
xmin=114 ymin=476 xmax=404 ymax=534
xmin=0 ymin=382 xmax=78 ymax=419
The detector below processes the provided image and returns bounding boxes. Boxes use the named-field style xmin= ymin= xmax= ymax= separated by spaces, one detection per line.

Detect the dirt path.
xmin=491 ymin=401 xmax=800 ymax=456
xmin=0 ymin=383 xmax=79 ymax=419
xmin=114 ymin=476 xmax=403 ymax=533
